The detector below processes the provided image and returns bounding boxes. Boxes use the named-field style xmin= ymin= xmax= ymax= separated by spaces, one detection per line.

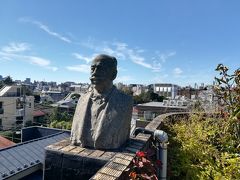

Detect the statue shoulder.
xmin=77 ymin=89 xmax=93 ymax=103
xmin=114 ymin=88 xmax=133 ymax=103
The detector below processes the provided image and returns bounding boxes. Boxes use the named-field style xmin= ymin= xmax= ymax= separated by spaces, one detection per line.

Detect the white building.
xmin=131 ymin=84 xmax=146 ymax=96
xmin=0 ymin=85 xmax=34 ymax=130
xmin=197 ymin=86 xmax=218 ymax=112
xmin=70 ymin=84 xmax=89 ymax=94
xmin=153 ymin=83 xmax=180 ymax=99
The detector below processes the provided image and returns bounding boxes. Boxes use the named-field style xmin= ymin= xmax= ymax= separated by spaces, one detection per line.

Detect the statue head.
xmin=90 ymin=54 xmax=117 ymax=93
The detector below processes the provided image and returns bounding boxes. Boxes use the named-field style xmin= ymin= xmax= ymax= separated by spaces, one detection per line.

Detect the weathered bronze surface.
xmin=71 ymin=54 xmax=133 ymax=149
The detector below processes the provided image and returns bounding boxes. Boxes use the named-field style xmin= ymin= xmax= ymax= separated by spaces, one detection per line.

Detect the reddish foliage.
xmin=136 ymin=151 xmax=145 ymax=157
xmin=123 ymin=148 xmax=161 ymax=179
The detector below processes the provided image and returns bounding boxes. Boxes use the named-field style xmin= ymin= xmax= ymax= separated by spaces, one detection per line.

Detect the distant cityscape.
xmin=0 ymin=74 xmax=218 ymax=131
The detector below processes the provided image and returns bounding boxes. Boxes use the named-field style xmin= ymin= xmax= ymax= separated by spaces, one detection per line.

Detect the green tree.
xmin=3 ymin=76 xmax=14 ymax=85
xmin=0 ymin=81 xmax=4 ymax=89
xmin=121 ymin=86 xmax=133 ymax=96
xmin=49 ymin=107 xmax=73 ymax=122
xmin=214 ymin=64 xmax=240 ymax=117
xmin=214 ymin=64 xmax=240 ymax=151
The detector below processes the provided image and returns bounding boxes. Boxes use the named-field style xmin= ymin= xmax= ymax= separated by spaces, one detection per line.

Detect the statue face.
xmin=90 ymin=58 xmax=113 ymax=90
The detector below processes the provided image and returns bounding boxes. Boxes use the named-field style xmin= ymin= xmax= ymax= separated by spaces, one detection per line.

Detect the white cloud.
xmin=129 ymin=52 xmax=152 ymax=69
xmin=173 ymin=67 xmax=183 ymax=76
xmin=46 ymin=66 xmax=58 ymax=71
xmin=0 ymin=42 xmax=58 ymax=71
xmin=152 ymin=74 xmax=169 ymax=83
xmin=157 ymin=51 xmax=176 ymax=62
xmin=0 ymin=51 xmax=16 ymax=61
xmin=117 ymin=67 xmax=127 ymax=72
xmin=115 ymin=75 xmax=134 ymax=83
xmin=80 ymin=40 xmax=176 ymax=72
xmin=128 ymin=51 xmax=161 ymax=72
xmin=106 ymin=42 xmax=161 ymax=71
xmin=19 ymin=17 xmax=71 ymax=43
xmin=66 ymin=64 xmax=90 ymax=73
xmin=101 ymin=45 xmax=126 ymax=59
xmin=27 ymin=56 xmax=50 ymax=66
xmin=21 ymin=55 xmax=58 ymax=71
xmin=72 ymin=53 xmax=94 ymax=64
xmin=1 ymin=42 xmax=30 ymax=53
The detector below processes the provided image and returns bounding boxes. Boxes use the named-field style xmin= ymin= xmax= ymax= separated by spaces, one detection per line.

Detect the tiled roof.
xmin=0 ymin=136 xmax=15 ymax=149
xmin=33 ymin=110 xmax=46 ymax=117
xmin=0 ymin=131 xmax=70 ymax=179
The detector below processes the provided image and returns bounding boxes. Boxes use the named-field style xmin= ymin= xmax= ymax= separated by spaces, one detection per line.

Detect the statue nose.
xmin=92 ymin=68 xmax=98 ymax=75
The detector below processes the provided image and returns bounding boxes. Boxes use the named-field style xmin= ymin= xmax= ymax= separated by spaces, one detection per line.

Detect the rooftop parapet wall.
xmin=91 ymin=112 xmax=189 ymax=180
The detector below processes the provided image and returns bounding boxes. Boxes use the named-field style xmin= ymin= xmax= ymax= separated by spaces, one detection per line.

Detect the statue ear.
xmin=111 ymin=70 xmax=117 ymax=80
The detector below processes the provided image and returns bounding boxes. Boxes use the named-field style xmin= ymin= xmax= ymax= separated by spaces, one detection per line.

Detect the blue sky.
xmin=0 ymin=0 xmax=239 ymax=86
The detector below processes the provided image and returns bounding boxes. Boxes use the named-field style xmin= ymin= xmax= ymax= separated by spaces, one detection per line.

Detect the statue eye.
xmin=91 ymin=66 xmax=95 ymax=71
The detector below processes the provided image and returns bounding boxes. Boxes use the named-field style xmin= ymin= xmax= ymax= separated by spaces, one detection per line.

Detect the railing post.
xmin=153 ymin=130 xmax=168 ymax=180
xmin=133 ymin=128 xmax=168 ymax=180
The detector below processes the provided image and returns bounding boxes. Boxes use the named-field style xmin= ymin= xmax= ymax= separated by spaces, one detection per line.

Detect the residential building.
xmin=152 ymin=83 xmax=180 ymax=99
xmin=70 ymin=83 xmax=89 ymax=94
xmin=197 ymin=85 xmax=218 ymax=112
xmin=40 ymin=90 xmax=67 ymax=103
xmin=24 ymin=78 xmax=31 ymax=84
xmin=178 ymin=86 xmax=199 ymax=100
xmin=0 ymin=85 xmax=34 ymax=130
xmin=14 ymin=80 xmax=22 ymax=84
xmin=51 ymin=92 xmax=80 ymax=114
xmin=135 ymin=101 xmax=188 ymax=120
xmin=130 ymin=84 xmax=146 ymax=96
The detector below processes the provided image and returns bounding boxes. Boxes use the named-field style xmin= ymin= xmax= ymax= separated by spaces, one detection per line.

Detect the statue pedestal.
xmin=44 ymin=139 xmax=117 ymax=180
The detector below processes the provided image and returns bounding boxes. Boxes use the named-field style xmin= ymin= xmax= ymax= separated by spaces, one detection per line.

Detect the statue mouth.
xmin=90 ymin=76 xmax=105 ymax=84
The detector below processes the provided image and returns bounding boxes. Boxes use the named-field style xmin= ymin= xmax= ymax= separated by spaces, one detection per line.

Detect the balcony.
xmin=16 ymin=109 xmax=24 ymax=116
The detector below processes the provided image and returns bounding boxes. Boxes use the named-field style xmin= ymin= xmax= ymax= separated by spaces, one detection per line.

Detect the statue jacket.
xmin=70 ymin=86 xmax=133 ymax=150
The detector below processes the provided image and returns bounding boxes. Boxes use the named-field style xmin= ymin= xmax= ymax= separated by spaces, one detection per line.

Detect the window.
xmin=0 ymin=118 xmax=2 ymax=128
xmin=16 ymin=99 xmax=23 ymax=109
xmin=0 ymin=102 xmax=3 ymax=114
xmin=16 ymin=116 xmax=23 ymax=121
xmin=29 ymin=102 xmax=31 ymax=108
xmin=17 ymin=88 xmax=20 ymax=96
xmin=16 ymin=116 xmax=23 ymax=125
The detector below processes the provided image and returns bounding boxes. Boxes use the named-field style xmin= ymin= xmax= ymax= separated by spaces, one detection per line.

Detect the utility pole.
xmin=23 ymin=84 xmax=26 ymax=128
xmin=20 ymin=84 xmax=26 ymax=128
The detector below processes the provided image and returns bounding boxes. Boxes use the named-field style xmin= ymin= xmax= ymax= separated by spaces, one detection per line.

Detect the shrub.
xmin=164 ymin=114 xmax=240 ymax=179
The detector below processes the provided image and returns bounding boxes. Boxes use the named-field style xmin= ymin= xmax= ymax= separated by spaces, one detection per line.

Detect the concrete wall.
xmin=0 ymin=96 xmax=34 ymax=130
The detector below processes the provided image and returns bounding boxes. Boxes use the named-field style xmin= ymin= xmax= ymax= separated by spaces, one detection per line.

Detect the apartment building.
xmin=0 ymin=85 xmax=34 ymax=130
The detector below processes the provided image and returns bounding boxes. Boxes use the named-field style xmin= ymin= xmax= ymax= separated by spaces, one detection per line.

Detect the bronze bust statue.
xmin=70 ymin=54 xmax=133 ymax=149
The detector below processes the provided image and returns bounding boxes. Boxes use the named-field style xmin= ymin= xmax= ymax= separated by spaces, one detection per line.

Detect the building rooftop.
xmin=0 ymin=127 xmax=70 ymax=179
xmin=0 ymin=136 xmax=15 ymax=149
xmin=0 ymin=86 xmax=11 ymax=97
xmin=33 ymin=110 xmax=46 ymax=117
xmin=138 ymin=102 xmax=188 ymax=109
